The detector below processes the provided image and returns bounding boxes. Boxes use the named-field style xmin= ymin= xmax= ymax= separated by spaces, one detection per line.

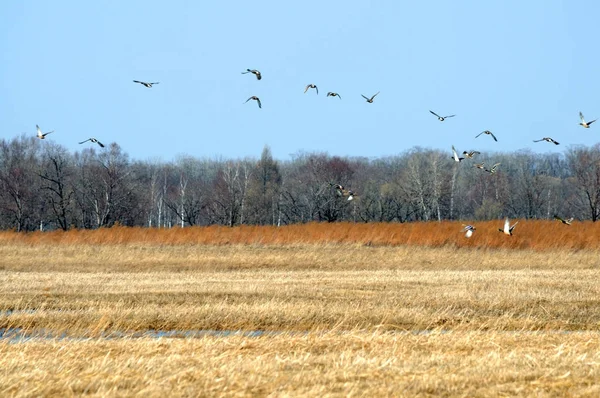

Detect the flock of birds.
xmin=28 ymin=70 xmax=592 ymax=238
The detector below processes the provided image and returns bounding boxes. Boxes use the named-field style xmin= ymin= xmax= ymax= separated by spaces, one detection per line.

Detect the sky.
xmin=1 ymin=1 xmax=599 ymax=162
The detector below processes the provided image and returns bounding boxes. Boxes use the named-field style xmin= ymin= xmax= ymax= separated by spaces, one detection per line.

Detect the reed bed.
xmin=0 ymin=219 xmax=597 ymax=250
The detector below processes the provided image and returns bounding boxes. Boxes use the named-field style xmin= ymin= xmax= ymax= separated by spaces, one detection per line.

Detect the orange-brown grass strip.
xmin=0 ymin=331 xmax=599 ymax=397
xmin=0 ymin=220 xmax=598 ymax=250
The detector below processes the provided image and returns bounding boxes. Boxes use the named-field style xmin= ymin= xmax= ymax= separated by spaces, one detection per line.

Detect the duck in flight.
xmin=499 ymin=217 xmax=518 ymax=236
xmin=554 ymin=215 xmax=573 ymax=225
xmin=333 ymin=184 xmax=355 ymax=201
xmin=451 ymin=145 xmax=464 ymax=162
xmin=476 ymin=130 xmax=498 ymax=142
xmin=304 ymin=84 xmax=318 ymax=94
xmin=579 ymin=112 xmax=597 ymax=128
xmin=327 ymin=92 xmax=341 ymax=99
xmin=361 ymin=92 xmax=380 ymax=103
xmin=241 ymin=69 xmax=262 ymax=80
xmin=473 ymin=163 xmax=485 ymax=170
xmin=79 ymin=138 xmax=105 ymax=148
xmin=462 ymin=224 xmax=476 ymax=238
xmin=462 ymin=150 xmax=480 ymax=159
xmin=429 ymin=110 xmax=455 ymax=121
xmin=36 ymin=125 xmax=53 ymax=139
xmin=244 ymin=96 xmax=262 ymax=108
xmin=533 ymin=137 xmax=559 ymax=145
xmin=485 ymin=163 xmax=501 ymax=174
xmin=133 ymin=80 xmax=159 ymax=88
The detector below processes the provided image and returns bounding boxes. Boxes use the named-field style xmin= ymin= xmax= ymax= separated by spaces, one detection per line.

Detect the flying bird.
xmin=361 ymin=92 xmax=380 ymax=103
xmin=451 ymin=145 xmax=464 ymax=162
xmin=36 ymin=125 xmax=53 ymax=139
xmin=241 ymin=69 xmax=262 ymax=80
xmin=485 ymin=163 xmax=501 ymax=174
xmin=476 ymin=130 xmax=498 ymax=142
xmin=462 ymin=224 xmax=476 ymax=238
xmin=473 ymin=163 xmax=486 ymax=170
xmin=533 ymin=137 xmax=559 ymax=145
xmin=554 ymin=215 xmax=573 ymax=225
xmin=327 ymin=92 xmax=341 ymax=99
xmin=79 ymin=138 xmax=105 ymax=148
xmin=133 ymin=80 xmax=159 ymax=88
xmin=244 ymin=96 xmax=262 ymax=108
xmin=499 ymin=217 xmax=518 ymax=236
xmin=429 ymin=110 xmax=455 ymax=121
xmin=579 ymin=112 xmax=597 ymax=128
xmin=304 ymin=84 xmax=318 ymax=94
xmin=462 ymin=150 xmax=481 ymax=159
xmin=333 ymin=184 xmax=355 ymax=201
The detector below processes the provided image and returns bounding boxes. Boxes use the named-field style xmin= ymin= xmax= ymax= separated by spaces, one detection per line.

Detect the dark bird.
xmin=533 ymin=137 xmax=559 ymax=145
xmin=451 ymin=145 xmax=464 ymax=162
xmin=579 ymin=112 xmax=597 ymax=128
xmin=361 ymin=92 xmax=380 ymax=103
xmin=133 ymin=80 xmax=159 ymax=88
xmin=499 ymin=217 xmax=518 ymax=236
xmin=79 ymin=138 xmax=105 ymax=148
xmin=36 ymin=125 xmax=53 ymax=139
xmin=485 ymin=163 xmax=501 ymax=174
xmin=476 ymin=130 xmax=498 ymax=142
xmin=462 ymin=150 xmax=481 ymax=159
xmin=554 ymin=215 xmax=573 ymax=225
xmin=241 ymin=69 xmax=262 ymax=80
xmin=429 ymin=110 xmax=455 ymax=121
xmin=244 ymin=96 xmax=262 ymax=108
xmin=304 ymin=84 xmax=318 ymax=94
xmin=327 ymin=92 xmax=341 ymax=99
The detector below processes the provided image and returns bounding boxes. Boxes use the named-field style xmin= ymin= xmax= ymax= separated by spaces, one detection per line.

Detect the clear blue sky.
xmin=1 ymin=1 xmax=599 ymax=161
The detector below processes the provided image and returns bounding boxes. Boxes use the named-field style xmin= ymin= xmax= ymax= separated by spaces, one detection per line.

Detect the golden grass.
xmin=2 ymin=231 xmax=600 ymax=396
xmin=0 ymin=219 xmax=599 ymax=250
xmin=1 ymin=332 xmax=599 ymax=397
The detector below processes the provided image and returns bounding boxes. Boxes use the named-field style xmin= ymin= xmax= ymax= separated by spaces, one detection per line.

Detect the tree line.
xmin=1 ymin=135 xmax=600 ymax=231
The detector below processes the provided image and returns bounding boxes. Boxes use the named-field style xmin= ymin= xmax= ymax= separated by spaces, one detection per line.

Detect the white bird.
xmin=462 ymin=224 xmax=476 ymax=238
xmin=36 ymin=125 xmax=54 ymax=139
xmin=451 ymin=145 xmax=464 ymax=162
xmin=499 ymin=217 xmax=518 ymax=236
xmin=579 ymin=112 xmax=597 ymax=128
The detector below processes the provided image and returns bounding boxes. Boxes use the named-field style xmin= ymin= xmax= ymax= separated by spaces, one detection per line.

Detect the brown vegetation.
xmin=1 ymin=219 xmax=599 ymax=250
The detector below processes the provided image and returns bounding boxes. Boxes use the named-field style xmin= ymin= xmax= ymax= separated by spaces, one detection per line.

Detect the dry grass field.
xmin=1 ymin=221 xmax=600 ymax=396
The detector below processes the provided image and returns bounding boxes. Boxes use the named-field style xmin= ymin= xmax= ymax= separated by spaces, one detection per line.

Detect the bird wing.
xmin=580 ymin=112 xmax=585 ymax=123
xmin=444 ymin=115 xmax=456 ymax=118
xmin=489 ymin=132 xmax=498 ymax=141
xmin=553 ymin=215 xmax=564 ymax=222
xmin=429 ymin=110 xmax=440 ymax=118
xmin=451 ymin=145 xmax=459 ymax=161
xmin=256 ymin=98 xmax=262 ymax=108
xmin=475 ymin=132 xmax=484 ymax=138
xmin=304 ymin=85 xmax=310 ymax=93
xmin=315 ymin=86 xmax=318 ymax=95
xmin=97 ymin=141 xmax=105 ymax=148
xmin=510 ymin=221 xmax=518 ymax=232
xmin=361 ymin=94 xmax=369 ymax=100
xmin=244 ymin=97 xmax=252 ymax=103
xmin=504 ymin=218 xmax=510 ymax=233
xmin=371 ymin=92 xmax=380 ymax=100
xmin=133 ymin=80 xmax=142 ymax=83
xmin=552 ymin=139 xmax=560 ymax=145
xmin=533 ymin=139 xmax=543 ymax=142
xmin=150 ymin=82 xmax=159 ymax=85
xmin=78 ymin=139 xmax=91 ymax=144
xmin=588 ymin=119 xmax=597 ymax=126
